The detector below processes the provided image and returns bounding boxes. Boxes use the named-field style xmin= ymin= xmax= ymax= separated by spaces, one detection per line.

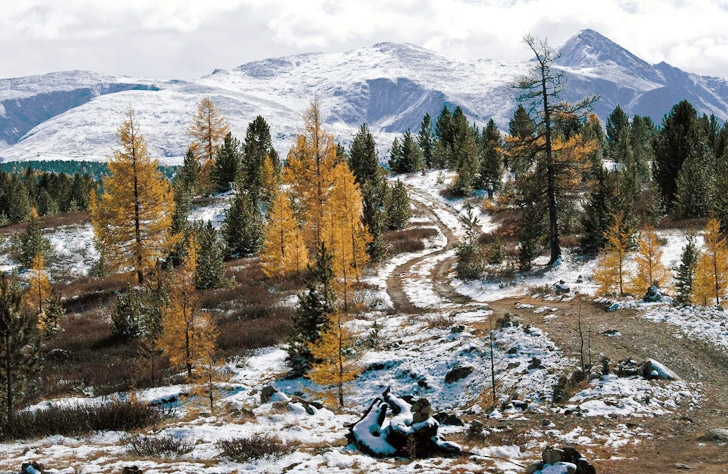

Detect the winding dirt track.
xmin=390 ymin=185 xmax=728 ymax=473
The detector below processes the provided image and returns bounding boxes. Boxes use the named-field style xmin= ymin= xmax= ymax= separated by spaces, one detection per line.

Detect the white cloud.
xmin=1 ymin=0 xmax=728 ymax=79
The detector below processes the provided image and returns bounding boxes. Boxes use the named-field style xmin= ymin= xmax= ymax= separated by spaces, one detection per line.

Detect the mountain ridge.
xmin=1 ymin=30 xmax=727 ymax=164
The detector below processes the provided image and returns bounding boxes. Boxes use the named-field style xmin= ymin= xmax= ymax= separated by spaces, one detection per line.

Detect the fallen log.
xmin=347 ymin=388 xmax=462 ymax=458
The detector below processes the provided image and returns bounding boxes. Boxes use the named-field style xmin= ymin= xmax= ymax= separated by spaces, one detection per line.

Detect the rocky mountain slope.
xmin=2 ymin=29 xmax=728 ymax=164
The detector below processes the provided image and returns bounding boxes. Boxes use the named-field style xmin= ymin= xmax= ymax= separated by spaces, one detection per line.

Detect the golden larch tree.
xmin=326 ymin=163 xmax=372 ymax=311
xmin=260 ymin=189 xmax=308 ymax=278
xmin=188 ymin=346 xmax=229 ymax=413
xmin=91 ymin=108 xmax=176 ymax=284
xmin=593 ymin=213 xmax=632 ymax=296
xmin=189 ymin=97 xmax=229 ymax=189
xmin=283 ymin=100 xmax=338 ymax=249
xmin=260 ymin=154 xmax=279 ymax=206
xmin=308 ymin=312 xmax=362 ymax=407
xmin=629 ymin=224 xmax=671 ymax=294
xmin=25 ymin=252 xmax=50 ymax=316
xmin=158 ymin=237 xmax=217 ymax=379
xmin=694 ymin=218 xmax=728 ymax=306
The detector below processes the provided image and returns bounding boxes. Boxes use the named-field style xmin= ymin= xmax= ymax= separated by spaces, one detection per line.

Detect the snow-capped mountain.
xmin=2 ymin=29 xmax=728 ymax=164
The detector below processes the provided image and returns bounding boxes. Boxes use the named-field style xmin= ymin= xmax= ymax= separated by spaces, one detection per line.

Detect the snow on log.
xmin=347 ymin=388 xmax=462 ymax=458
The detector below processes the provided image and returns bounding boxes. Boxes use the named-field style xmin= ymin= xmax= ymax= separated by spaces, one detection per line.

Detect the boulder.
xmin=496 ymin=313 xmax=522 ymax=329
xmin=121 ymin=468 xmax=143 ymax=474
xmin=45 ymin=348 xmax=70 ymax=361
xmin=465 ymin=420 xmax=486 ymax=442
xmin=260 ymin=385 xmax=278 ymax=403
xmin=20 ymin=462 xmax=45 ymax=474
xmin=700 ymin=428 xmax=728 ymax=444
xmin=528 ymin=357 xmax=543 ymax=370
xmin=410 ymin=398 xmax=432 ymax=423
xmin=531 ymin=446 xmax=596 ymax=474
xmin=554 ymin=281 xmax=570 ymax=295
xmin=542 ymin=446 xmax=564 ymax=465
xmin=615 ymin=358 xmax=640 ymax=377
xmin=445 ymin=365 xmax=474 ymax=384
xmin=450 ymin=325 xmax=465 ymax=333
xmin=434 ymin=412 xmax=464 ymax=426
xmin=642 ymin=285 xmax=662 ymax=302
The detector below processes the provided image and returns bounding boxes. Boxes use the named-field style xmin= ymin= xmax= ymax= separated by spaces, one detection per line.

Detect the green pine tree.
xmin=386 ymin=180 xmax=411 ymax=229
xmin=286 ymin=243 xmax=336 ymax=376
xmin=211 ymin=132 xmax=242 ymax=193
xmin=178 ymin=148 xmax=201 ymax=196
xmin=362 ymin=179 xmax=387 ymax=262
xmin=581 ymin=166 xmax=618 ymax=251
xmin=418 ymin=113 xmax=435 ymax=169
xmin=477 ymin=119 xmax=503 ymax=196
xmin=0 ymin=274 xmax=42 ymax=428
xmin=241 ymin=116 xmax=276 ymax=205
xmin=674 ymin=234 xmax=698 ymax=305
xmin=11 ymin=209 xmax=52 ymax=269
xmin=222 ymin=191 xmax=263 ymax=259
xmin=195 ymin=221 xmax=226 ymax=289
xmin=674 ymin=133 xmax=714 ymax=218
xmin=348 ymin=124 xmax=380 ymax=185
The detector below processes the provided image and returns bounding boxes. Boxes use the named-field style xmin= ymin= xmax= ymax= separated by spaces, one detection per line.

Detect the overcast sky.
xmin=3 ymin=0 xmax=728 ymax=80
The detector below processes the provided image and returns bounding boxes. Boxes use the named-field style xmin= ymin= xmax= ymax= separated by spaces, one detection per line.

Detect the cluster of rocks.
xmin=260 ymin=385 xmax=323 ymax=415
xmin=19 ymin=462 xmax=45 ymax=474
xmin=496 ymin=312 xmax=523 ymax=329
xmin=444 ymin=364 xmax=474 ymax=384
xmin=526 ymin=446 xmax=596 ymax=474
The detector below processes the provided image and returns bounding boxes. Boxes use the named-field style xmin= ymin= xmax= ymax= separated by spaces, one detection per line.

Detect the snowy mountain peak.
xmin=555 ymin=28 xmax=662 ymax=85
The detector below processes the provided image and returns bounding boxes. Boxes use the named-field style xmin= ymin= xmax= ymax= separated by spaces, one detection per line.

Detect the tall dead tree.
xmin=511 ymin=34 xmax=598 ymax=264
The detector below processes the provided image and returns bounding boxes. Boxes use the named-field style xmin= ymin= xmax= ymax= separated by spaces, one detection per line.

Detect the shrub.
xmin=456 ymin=243 xmax=487 ymax=280
xmin=216 ymin=434 xmax=296 ymax=462
xmin=126 ymin=434 xmax=194 ymax=458
xmin=0 ymin=400 xmax=161 ymax=440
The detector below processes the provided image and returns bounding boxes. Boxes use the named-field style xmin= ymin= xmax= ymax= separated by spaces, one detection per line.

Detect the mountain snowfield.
xmin=3 ymin=28 xmax=728 ymax=165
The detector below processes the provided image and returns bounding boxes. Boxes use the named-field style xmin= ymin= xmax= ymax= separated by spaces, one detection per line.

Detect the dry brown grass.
xmin=0 ymin=211 xmax=90 ymax=234
xmin=386 ymin=227 xmax=439 ymax=255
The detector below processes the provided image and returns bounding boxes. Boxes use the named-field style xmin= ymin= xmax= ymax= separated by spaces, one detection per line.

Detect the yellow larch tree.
xmin=158 ymin=237 xmax=217 ymax=379
xmin=693 ymin=218 xmax=728 ymax=306
xmin=326 ymin=163 xmax=372 ymax=311
xmin=260 ymin=154 xmax=279 ymax=207
xmin=189 ymin=97 xmax=229 ymax=190
xmin=593 ymin=213 xmax=632 ymax=296
xmin=628 ymin=224 xmax=671 ymax=294
xmin=283 ymin=100 xmax=338 ymax=249
xmin=91 ymin=108 xmax=176 ymax=284
xmin=308 ymin=312 xmax=362 ymax=407
xmin=25 ymin=252 xmax=50 ymax=316
xmin=188 ymin=344 xmax=229 ymax=413
xmin=260 ymin=189 xmax=308 ymax=279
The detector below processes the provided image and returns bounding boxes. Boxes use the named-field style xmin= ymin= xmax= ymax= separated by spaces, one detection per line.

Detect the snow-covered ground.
xmin=643 ymin=306 xmax=728 ymax=352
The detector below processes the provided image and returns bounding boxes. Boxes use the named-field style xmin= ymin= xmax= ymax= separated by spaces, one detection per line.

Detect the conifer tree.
xmin=361 ymin=178 xmax=387 ymax=262
xmin=5 ymin=177 xmax=31 ymax=224
xmin=477 ymin=119 xmax=504 ymax=196
xmin=507 ymin=105 xmax=536 ymax=175
xmin=581 ymin=166 xmax=618 ymax=251
xmin=326 ymin=164 xmax=372 ymax=311
xmin=211 ymin=132 xmax=242 ymax=193
xmin=12 ymin=208 xmax=52 ymax=269
xmin=260 ymin=190 xmax=308 ymax=278
xmin=629 ymin=225 xmax=671 ymax=294
xmin=0 ymin=274 xmax=42 ymax=427
xmin=308 ymin=312 xmax=361 ymax=407
xmin=189 ymin=98 xmax=229 ymax=189
xmin=283 ymin=101 xmax=339 ymax=249
xmin=451 ymin=131 xmax=479 ymax=195
xmin=188 ymin=346 xmax=226 ymax=412
xmin=386 ymin=179 xmax=411 ymax=230
xmin=674 ymin=134 xmax=714 ymax=218
xmin=24 ymin=253 xmax=50 ymax=317
xmin=654 ymin=100 xmax=703 ymax=209
xmin=389 ymin=131 xmax=423 ymax=174
xmin=195 ymin=221 xmax=226 ymax=290
xmin=222 ymin=191 xmax=263 ymax=259
xmin=605 ymin=105 xmax=630 ymax=160
xmin=158 ymin=238 xmax=217 ymax=379
xmin=348 ymin=124 xmax=379 ymax=185
xmin=418 ymin=113 xmax=435 ymax=169
xmin=37 ymin=290 xmax=64 ymax=339
xmin=388 ymin=137 xmax=402 ymax=172
xmin=241 ymin=115 xmax=276 ymax=205
xmin=694 ymin=218 xmax=728 ymax=306
xmin=259 ymin=154 xmax=279 ymax=211
xmin=287 ymin=243 xmax=336 ymax=376
xmin=112 ymin=286 xmax=148 ymax=339
xmin=510 ymin=34 xmax=598 ymax=264
xmin=674 ymin=234 xmax=698 ymax=305
xmin=91 ymin=109 xmax=176 ymax=284
xmin=178 ymin=148 xmax=201 ymax=196
xmin=593 ymin=213 xmax=633 ymax=295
